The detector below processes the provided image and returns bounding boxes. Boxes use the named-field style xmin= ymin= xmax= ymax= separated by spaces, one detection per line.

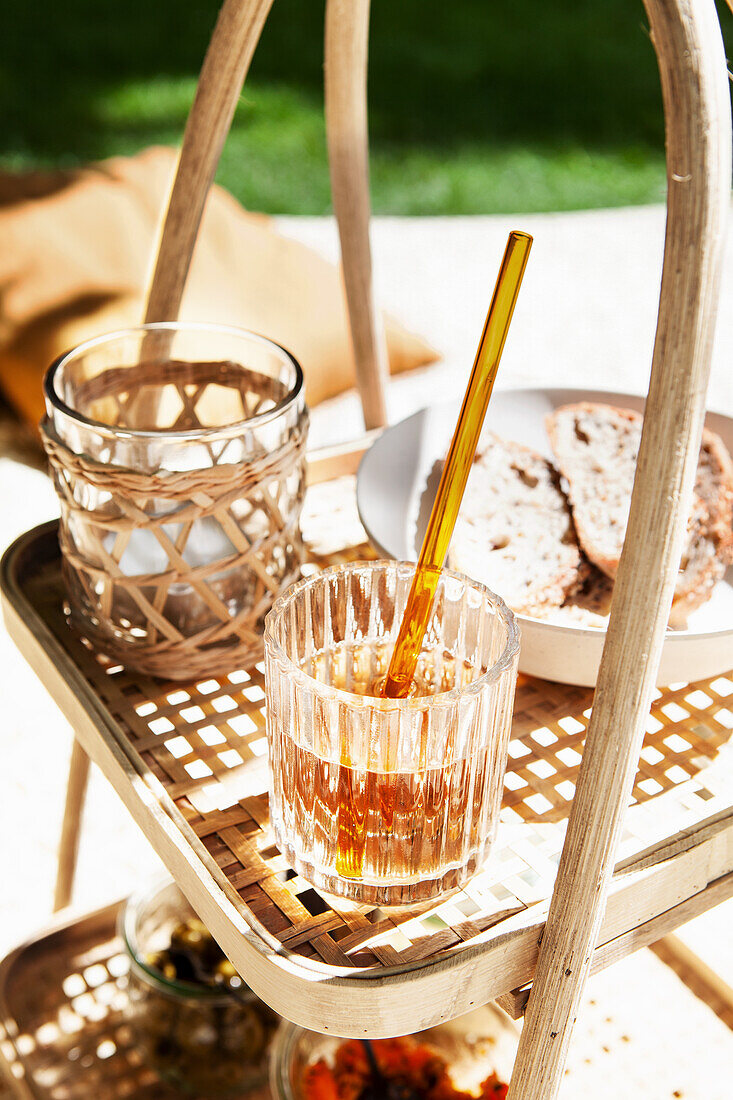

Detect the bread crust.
xmin=546 ymin=402 xmax=733 ymax=624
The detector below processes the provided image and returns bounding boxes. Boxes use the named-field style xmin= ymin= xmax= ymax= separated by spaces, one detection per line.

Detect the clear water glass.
xmin=43 ymin=323 xmax=308 ymax=680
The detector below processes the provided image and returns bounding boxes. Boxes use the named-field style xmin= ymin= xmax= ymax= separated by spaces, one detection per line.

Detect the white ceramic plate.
xmin=356 ymin=387 xmax=733 ymax=687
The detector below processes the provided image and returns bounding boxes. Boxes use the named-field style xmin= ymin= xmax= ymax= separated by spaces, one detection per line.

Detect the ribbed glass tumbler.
xmin=264 ymin=561 xmax=519 ymax=905
xmin=42 ymin=323 xmax=308 ymax=681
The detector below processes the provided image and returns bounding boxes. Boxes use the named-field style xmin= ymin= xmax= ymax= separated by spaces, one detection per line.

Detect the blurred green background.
xmin=2 ymin=0 xmax=732 ymax=214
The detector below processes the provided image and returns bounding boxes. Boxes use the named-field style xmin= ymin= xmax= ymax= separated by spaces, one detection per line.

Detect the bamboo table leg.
xmin=53 ymin=738 xmax=91 ymax=912
xmin=652 ymin=933 xmax=733 ymax=1030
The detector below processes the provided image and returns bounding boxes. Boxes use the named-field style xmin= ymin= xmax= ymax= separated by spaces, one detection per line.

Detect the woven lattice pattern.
xmin=43 ymin=359 xmax=308 ymax=681
xmin=0 ymin=905 xmax=254 ymax=1100
xmin=17 ymin=479 xmax=733 ymax=974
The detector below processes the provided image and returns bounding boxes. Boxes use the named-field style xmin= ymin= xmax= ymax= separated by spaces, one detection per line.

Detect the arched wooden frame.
xmin=144 ymin=0 xmax=388 ymax=431
xmin=134 ymin=1 xmax=730 ymax=1096
xmin=507 ymin=0 xmax=730 ymax=1093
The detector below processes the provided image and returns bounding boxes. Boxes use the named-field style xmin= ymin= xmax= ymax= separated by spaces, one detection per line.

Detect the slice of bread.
xmin=546 ymin=403 xmax=733 ymax=622
xmin=449 ymin=434 xmax=587 ymax=616
xmin=544 ymin=564 xmax=614 ymax=628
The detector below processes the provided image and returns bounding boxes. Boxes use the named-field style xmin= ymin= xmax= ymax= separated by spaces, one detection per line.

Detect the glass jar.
xmin=43 ymin=323 xmax=308 ymax=680
xmin=121 ymin=879 xmax=278 ymax=1097
xmin=264 ymin=561 xmax=519 ymax=905
xmin=269 ymin=1006 xmax=519 ymax=1100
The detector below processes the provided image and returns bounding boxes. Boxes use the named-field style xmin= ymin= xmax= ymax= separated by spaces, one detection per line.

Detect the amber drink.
xmin=264 ymin=561 xmax=519 ymax=905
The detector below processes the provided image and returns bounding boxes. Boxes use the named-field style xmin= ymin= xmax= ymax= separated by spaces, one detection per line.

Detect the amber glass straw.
xmin=381 ymin=230 xmax=533 ymax=699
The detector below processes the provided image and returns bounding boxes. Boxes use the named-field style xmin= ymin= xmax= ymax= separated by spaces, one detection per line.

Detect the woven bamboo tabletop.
xmin=1 ymin=478 xmax=733 ymax=1036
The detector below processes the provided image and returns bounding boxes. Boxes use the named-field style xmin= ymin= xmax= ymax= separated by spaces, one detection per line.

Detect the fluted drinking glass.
xmin=264 ymin=561 xmax=519 ymax=905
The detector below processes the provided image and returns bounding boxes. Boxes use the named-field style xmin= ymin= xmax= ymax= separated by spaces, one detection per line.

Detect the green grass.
xmin=1 ymin=1 xmax=731 ymax=214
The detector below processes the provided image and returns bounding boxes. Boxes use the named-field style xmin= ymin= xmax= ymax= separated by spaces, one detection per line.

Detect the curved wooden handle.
xmin=507 ymin=2 xmax=731 ymax=1097
xmin=144 ymin=0 xmax=273 ymax=324
xmin=325 ymin=0 xmax=389 ymax=430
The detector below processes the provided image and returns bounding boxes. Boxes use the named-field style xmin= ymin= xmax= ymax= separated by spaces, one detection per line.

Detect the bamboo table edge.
xmin=2 ymin=521 xmax=733 ymax=1037
xmin=35 ymin=431 xmax=377 ymax=923
xmin=1 ymin=896 xmax=731 ymax=1100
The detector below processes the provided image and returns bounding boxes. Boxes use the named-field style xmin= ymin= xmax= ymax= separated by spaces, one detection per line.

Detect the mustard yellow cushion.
xmin=0 ymin=147 xmax=437 ymax=428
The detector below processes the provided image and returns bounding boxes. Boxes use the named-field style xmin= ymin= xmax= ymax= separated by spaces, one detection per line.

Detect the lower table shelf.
xmin=2 ymin=504 xmax=733 ymax=1037
xmin=1 ymin=901 xmax=730 ymax=1100
xmin=0 ymin=900 xmax=271 ymax=1100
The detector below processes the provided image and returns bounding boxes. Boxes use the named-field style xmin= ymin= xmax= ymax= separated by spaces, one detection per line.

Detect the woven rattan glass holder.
xmin=264 ymin=560 xmax=520 ymax=906
xmin=42 ymin=322 xmax=308 ymax=681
